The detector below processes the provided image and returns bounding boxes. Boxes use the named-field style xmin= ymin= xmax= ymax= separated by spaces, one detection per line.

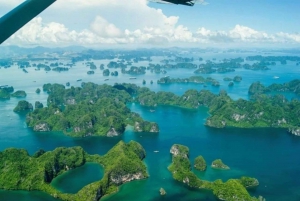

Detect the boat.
xmin=104 ymin=79 xmax=109 ymax=81
xmin=76 ymin=79 xmax=82 ymax=81
xmin=273 ymin=76 xmax=279 ymax=79
xmin=129 ymin=77 xmax=136 ymax=79
xmin=150 ymin=109 xmax=155 ymax=113
xmin=154 ymin=150 xmax=159 ymax=153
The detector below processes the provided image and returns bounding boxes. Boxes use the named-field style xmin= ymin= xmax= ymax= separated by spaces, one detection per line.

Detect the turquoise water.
xmin=51 ymin=163 xmax=104 ymax=194
xmin=1 ymin=54 xmax=300 ymax=201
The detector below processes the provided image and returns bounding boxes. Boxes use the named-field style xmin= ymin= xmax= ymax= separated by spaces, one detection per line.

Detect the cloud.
xmin=4 ymin=17 xmax=300 ymax=47
xmin=90 ymin=16 xmax=122 ymax=38
xmin=1 ymin=0 xmax=299 ymax=47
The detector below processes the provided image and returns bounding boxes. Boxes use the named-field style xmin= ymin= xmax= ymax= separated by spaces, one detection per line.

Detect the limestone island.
xmin=22 ymin=83 xmax=159 ymax=137
xmin=13 ymin=100 xmax=33 ymax=112
xmin=194 ymin=155 xmax=206 ymax=171
xmin=134 ymin=82 xmax=300 ymax=135
xmin=36 ymin=88 xmax=41 ymax=94
xmin=11 ymin=90 xmax=27 ymax=98
xmin=168 ymin=144 xmax=262 ymax=201
xmin=0 ymin=140 xmax=148 ymax=201
xmin=0 ymin=86 xmax=14 ymax=99
xmin=159 ymin=188 xmax=166 ymax=195
xmin=211 ymin=159 xmax=230 ymax=170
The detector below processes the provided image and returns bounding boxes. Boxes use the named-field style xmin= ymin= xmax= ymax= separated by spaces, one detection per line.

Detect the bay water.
xmin=0 ymin=52 xmax=300 ymax=200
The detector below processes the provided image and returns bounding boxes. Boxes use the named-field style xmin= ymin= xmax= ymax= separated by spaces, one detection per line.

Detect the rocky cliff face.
xmin=106 ymin=127 xmax=119 ymax=137
xmin=110 ymin=172 xmax=144 ymax=185
xmin=34 ymin=123 xmax=50 ymax=132
xmin=150 ymin=123 xmax=159 ymax=132
xmin=170 ymin=144 xmax=189 ymax=158
xmin=288 ymin=127 xmax=300 ymax=136
xmin=206 ymin=118 xmax=226 ymax=128
xmin=134 ymin=121 xmax=160 ymax=133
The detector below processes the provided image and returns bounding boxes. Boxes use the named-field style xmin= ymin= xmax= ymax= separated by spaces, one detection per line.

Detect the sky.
xmin=0 ymin=0 xmax=299 ymax=48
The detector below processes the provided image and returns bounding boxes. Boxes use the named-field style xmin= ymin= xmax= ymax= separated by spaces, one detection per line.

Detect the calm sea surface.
xmin=0 ymin=52 xmax=300 ymax=201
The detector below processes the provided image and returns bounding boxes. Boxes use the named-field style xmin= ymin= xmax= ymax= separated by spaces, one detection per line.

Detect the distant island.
xmin=157 ymin=76 xmax=220 ymax=87
xmin=168 ymin=144 xmax=262 ymax=201
xmin=248 ymin=79 xmax=300 ymax=96
xmin=0 ymin=140 xmax=148 ymax=201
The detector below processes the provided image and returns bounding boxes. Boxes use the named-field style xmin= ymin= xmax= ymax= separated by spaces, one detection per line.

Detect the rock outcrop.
xmin=11 ymin=90 xmax=27 ymax=98
xmin=288 ymin=127 xmax=300 ymax=136
xmin=170 ymin=144 xmax=189 ymax=158
xmin=13 ymin=100 xmax=33 ymax=112
xmin=159 ymin=188 xmax=166 ymax=196
xmin=134 ymin=121 xmax=160 ymax=133
xmin=110 ymin=172 xmax=144 ymax=185
xmin=211 ymin=159 xmax=230 ymax=170
xmin=106 ymin=127 xmax=119 ymax=137
xmin=34 ymin=123 xmax=50 ymax=132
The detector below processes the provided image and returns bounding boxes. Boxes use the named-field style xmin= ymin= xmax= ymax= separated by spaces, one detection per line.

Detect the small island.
xmin=0 ymin=86 xmax=14 ymax=99
xmin=168 ymin=144 xmax=261 ymax=201
xmin=11 ymin=90 xmax=27 ymax=98
xmin=159 ymin=188 xmax=166 ymax=196
xmin=211 ymin=159 xmax=230 ymax=170
xmin=13 ymin=100 xmax=33 ymax=112
xmin=194 ymin=155 xmax=206 ymax=171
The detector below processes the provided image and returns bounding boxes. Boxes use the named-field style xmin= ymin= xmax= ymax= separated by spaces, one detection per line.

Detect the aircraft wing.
xmin=0 ymin=0 xmax=56 ymax=45
xmin=0 ymin=0 xmax=196 ymax=45
xmin=150 ymin=0 xmax=195 ymax=6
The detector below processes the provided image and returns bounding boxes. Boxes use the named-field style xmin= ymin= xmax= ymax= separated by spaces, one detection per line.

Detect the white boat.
xmin=154 ymin=150 xmax=159 ymax=153
xmin=273 ymin=76 xmax=279 ymax=79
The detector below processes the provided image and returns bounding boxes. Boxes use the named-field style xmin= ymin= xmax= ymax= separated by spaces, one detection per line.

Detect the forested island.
xmin=168 ymin=144 xmax=263 ymax=201
xmin=23 ymin=83 xmax=159 ymax=137
xmin=135 ymin=83 xmax=300 ymax=135
xmin=15 ymin=80 xmax=300 ymax=136
xmin=157 ymin=76 xmax=220 ymax=86
xmin=248 ymin=79 xmax=300 ymax=96
xmin=0 ymin=140 xmax=148 ymax=201
xmin=0 ymin=86 xmax=14 ymax=99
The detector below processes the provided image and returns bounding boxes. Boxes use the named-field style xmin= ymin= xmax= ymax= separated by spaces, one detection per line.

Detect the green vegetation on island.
xmin=24 ymin=83 xmax=159 ymax=137
xmin=13 ymin=100 xmax=33 ymax=112
xmin=135 ymin=84 xmax=300 ymax=135
xmin=194 ymin=155 xmax=206 ymax=171
xmin=36 ymin=88 xmax=41 ymax=94
xmin=0 ymin=89 xmax=10 ymax=99
xmin=35 ymin=101 xmax=44 ymax=109
xmin=0 ymin=86 xmax=14 ymax=99
xmin=168 ymin=144 xmax=261 ymax=201
xmin=11 ymin=90 xmax=27 ymax=98
xmin=0 ymin=140 xmax=148 ymax=201
xmin=211 ymin=159 xmax=230 ymax=170
xmin=248 ymin=79 xmax=300 ymax=96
